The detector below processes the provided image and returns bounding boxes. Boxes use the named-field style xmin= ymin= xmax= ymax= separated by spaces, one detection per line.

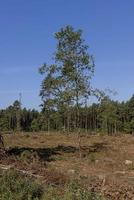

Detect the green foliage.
xmin=98 ymin=97 xmax=119 ymax=135
xmin=0 ymin=170 xmax=43 ymax=200
xmin=123 ymin=122 xmax=131 ymax=133
xmin=0 ymin=171 xmax=103 ymax=200
xmin=1 ymin=93 xmax=134 ymax=135
xmin=31 ymin=118 xmax=41 ymax=132
xmin=31 ymin=114 xmax=47 ymax=132
xmin=88 ymin=153 xmax=96 ymax=163
xmin=0 ymin=115 xmax=9 ymax=131
xmin=43 ymin=181 xmax=103 ymax=200
xmin=39 ymin=25 xmax=94 ymax=132
xmin=0 ymin=101 xmax=39 ymax=132
xmin=19 ymin=150 xmax=39 ymax=164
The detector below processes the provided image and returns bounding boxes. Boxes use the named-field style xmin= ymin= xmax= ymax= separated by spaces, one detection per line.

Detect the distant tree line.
xmin=0 ymin=100 xmax=39 ymax=132
xmin=0 ymin=95 xmax=134 ymax=135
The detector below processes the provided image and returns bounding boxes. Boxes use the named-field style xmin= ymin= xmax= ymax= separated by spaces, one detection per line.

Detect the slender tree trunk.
xmin=67 ymin=108 xmax=70 ymax=134
xmin=16 ymin=109 xmax=21 ymax=132
xmin=114 ymin=122 xmax=117 ymax=134
xmin=48 ymin=118 xmax=50 ymax=134
xmin=76 ymin=89 xmax=82 ymax=159
xmin=85 ymin=112 xmax=88 ymax=133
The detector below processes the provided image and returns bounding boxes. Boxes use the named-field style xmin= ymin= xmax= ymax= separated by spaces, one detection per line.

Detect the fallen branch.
xmin=0 ymin=164 xmax=43 ymax=179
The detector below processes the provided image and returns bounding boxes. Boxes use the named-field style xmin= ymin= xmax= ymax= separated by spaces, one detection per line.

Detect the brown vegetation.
xmin=1 ymin=133 xmax=134 ymax=199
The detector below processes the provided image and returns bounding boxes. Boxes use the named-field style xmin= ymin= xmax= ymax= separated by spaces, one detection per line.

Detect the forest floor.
xmin=1 ymin=133 xmax=134 ymax=199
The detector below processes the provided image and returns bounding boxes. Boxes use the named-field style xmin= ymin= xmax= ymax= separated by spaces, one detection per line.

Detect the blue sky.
xmin=0 ymin=0 xmax=134 ymax=109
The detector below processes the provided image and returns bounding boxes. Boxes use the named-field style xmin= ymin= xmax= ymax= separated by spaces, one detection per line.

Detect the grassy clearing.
xmin=2 ymin=133 xmax=134 ymax=199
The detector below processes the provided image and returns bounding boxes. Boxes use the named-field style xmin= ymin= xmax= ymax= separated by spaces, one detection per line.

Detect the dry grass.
xmin=2 ymin=133 xmax=134 ymax=199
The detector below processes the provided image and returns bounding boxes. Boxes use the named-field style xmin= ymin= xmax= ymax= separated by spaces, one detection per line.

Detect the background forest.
xmin=0 ymin=94 xmax=134 ymax=135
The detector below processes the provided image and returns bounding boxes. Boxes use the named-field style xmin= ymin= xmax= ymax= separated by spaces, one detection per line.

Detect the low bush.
xmin=0 ymin=170 xmax=43 ymax=200
xmin=19 ymin=150 xmax=39 ymax=164
xmin=43 ymin=181 xmax=103 ymax=200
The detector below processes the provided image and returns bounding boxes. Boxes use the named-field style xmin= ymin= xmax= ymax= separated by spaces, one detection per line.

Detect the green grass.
xmin=0 ymin=170 xmax=43 ymax=200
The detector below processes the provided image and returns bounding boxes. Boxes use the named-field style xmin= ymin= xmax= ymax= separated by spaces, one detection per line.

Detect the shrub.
xmin=43 ymin=181 xmax=103 ymax=200
xmin=62 ymin=181 xmax=103 ymax=200
xmin=0 ymin=170 xmax=43 ymax=200
xmin=19 ymin=150 xmax=39 ymax=164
